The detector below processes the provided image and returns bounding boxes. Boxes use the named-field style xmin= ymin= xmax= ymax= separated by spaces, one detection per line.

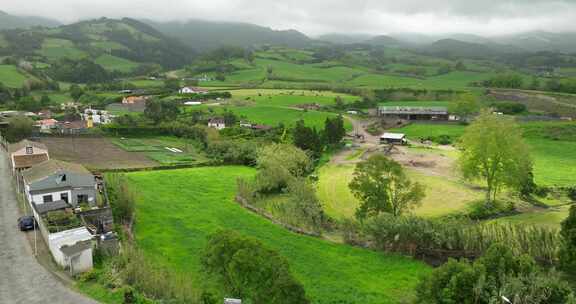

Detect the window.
xmin=26 ymin=146 xmax=33 ymax=154
xmin=77 ymin=194 xmax=88 ymax=203
xmin=42 ymin=195 xmax=53 ymax=203
xmin=60 ymin=193 xmax=68 ymax=203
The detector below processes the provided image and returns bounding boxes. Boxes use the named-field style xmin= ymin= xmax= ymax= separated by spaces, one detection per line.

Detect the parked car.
xmin=18 ymin=216 xmax=36 ymax=231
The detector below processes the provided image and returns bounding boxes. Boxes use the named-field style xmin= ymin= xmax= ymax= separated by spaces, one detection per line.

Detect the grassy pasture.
xmin=39 ymin=38 xmax=87 ymax=60
xmin=126 ymin=166 xmax=430 ymax=304
xmin=95 ymin=54 xmax=139 ymax=73
xmin=317 ymin=162 xmax=481 ymax=220
xmin=0 ymin=65 xmax=29 ymax=88
xmin=390 ymin=121 xmax=576 ymax=186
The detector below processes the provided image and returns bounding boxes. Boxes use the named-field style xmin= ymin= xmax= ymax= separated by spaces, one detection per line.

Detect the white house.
xmin=179 ymin=86 xmax=208 ymax=94
xmin=208 ymin=118 xmax=226 ymax=130
xmin=22 ymin=159 xmax=97 ymax=208
xmin=380 ymin=133 xmax=407 ymax=145
xmin=82 ymin=108 xmax=114 ymax=125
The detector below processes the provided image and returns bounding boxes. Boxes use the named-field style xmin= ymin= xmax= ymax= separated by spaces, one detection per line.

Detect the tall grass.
xmin=364 ymin=215 xmax=559 ymax=264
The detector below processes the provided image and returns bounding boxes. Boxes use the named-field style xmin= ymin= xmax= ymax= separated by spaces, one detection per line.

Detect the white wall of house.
xmin=208 ymin=122 xmax=226 ymax=130
xmin=27 ymin=186 xmax=71 ymax=205
xmin=48 ymin=227 xmax=93 ymax=272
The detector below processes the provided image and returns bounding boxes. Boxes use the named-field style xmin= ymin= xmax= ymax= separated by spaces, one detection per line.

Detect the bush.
xmin=416 ymin=243 xmax=574 ymax=304
xmin=467 ymin=200 xmax=515 ymax=220
xmin=567 ymin=187 xmax=576 ymax=202
xmin=201 ymin=230 xmax=309 ymax=304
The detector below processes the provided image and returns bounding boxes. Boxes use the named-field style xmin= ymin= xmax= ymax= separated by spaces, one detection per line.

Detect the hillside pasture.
xmin=317 ymin=161 xmax=482 ymax=220
xmin=95 ymin=54 xmax=139 ymax=73
xmin=127 ymin=166 xmax=430 ymax=304
xmin=0 ymin=65 xmax=29 ymax=88
xmin=39 ymin=38 xmax=87 ymax=60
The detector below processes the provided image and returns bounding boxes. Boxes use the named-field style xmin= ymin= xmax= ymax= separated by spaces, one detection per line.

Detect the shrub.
xmin=201 ymin=230 xmax=309 ymax=304
xmin=467 ymin=200 xmax=515 ymax=220
xmin=416 ymin=243 xmax=573 ymax=304
xmin=567 ymin=187 xmax=576 ymax=202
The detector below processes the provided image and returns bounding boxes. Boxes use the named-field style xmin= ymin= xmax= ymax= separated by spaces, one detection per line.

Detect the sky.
xmin=2 ymin=0 xmax=576 ymax=36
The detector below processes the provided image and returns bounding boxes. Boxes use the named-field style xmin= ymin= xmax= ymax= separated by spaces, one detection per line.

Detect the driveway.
xmin=0 ymin=149 xmax=99 ymax=304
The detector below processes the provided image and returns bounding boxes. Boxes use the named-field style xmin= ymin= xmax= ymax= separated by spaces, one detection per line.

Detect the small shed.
xmin=380 ymin=133 xmax=407 ymax=145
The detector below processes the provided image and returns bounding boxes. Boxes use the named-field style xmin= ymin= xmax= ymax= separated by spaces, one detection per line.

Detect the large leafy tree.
xmin=255 ymin=143 xmax=311 ymax=193
xmin=144 ymin=99 xmax=180 ymax=124
xmin=292 ymin=120 xmax=323 ymax=157
xmin=3 ymin=115 xmax=34 ymax=143
xmin=349 ymin=154 xmax=424 ymax=219
xmin=449 ymin=93 xmax=481 ymax=122
xmin=559 ymin=205 xmax=576 ymax=273
xmin=202 ymin=230 xmax=309 ymax=304
xmin=458 ymin=110 xmax=532 ymax=203
xmin=322 ymin=115 xmax=346 ymax=145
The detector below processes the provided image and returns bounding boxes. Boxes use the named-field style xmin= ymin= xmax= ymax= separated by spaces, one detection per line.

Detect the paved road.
xmin=0 ymin=149 xmax=99 ymax=304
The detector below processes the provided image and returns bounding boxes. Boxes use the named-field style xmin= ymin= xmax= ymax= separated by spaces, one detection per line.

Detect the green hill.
xmin=146 ymin=19 xmax=312 ymax=50
xmin=0 ymin=17 xmax=195 ymax=69
xmin=0 ymin=10 xmax=60 ymax=30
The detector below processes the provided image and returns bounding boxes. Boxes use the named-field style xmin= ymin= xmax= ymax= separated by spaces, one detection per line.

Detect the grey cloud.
xmin=1 ymin=0 xmax=576 ymax=36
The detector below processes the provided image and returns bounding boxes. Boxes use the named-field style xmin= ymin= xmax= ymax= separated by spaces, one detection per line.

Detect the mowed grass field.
xmin=127 ymin=167 xmax=430 ymax=304
xmin=111 ymin=136 xmax=209 ymax=166
xmin=0 ymin=65 xmax=30 ymax=88
xmin=317 ymin=163 xmax=482 ymax=219
xmin=95 ymin=54 xmax=139 ymax=73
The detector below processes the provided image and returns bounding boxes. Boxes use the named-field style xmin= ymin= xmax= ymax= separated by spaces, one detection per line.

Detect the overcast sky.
xmin=2 ymin=0 xmax=576 ymax=36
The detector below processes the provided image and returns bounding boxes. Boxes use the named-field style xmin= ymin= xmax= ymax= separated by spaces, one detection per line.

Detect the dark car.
xmin=18 ymin=216 xmax=36 ymax=231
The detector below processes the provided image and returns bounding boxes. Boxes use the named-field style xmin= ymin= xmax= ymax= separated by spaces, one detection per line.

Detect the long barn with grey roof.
xmin=378 ymin=106 xmax=451 ymax=121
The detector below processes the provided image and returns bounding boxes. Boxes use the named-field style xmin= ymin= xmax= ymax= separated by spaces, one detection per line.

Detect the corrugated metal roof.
xmin=381 ymin=133 xmax=406 ymax=140
xmin=379 ymin=106 xmax=448 ymax=115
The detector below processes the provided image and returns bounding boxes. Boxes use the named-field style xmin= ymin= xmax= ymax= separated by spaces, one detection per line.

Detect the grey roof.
xmin=34 ymin=200 xmax=70 ymax=214
xmin=60 ymin=240 xmax=92 ymax=257
xmin=22 ymin=160 xmax=95 ymax=191
xmin=379 ymin=106 xmax=448 ymax=115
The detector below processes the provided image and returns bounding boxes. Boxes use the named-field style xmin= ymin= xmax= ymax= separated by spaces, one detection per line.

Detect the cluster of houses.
xmin=207 ymin=118 xmax=272 ymax=131
xmin=1 ymin=108 xmax=114 ymax=135
xmin=8 ymin=139 xmax=115 ymax=275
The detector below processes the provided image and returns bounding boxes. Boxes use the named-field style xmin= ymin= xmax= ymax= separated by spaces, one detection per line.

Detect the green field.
xmin=390 ymin=122 xmax=576 ymax=186
xmin=0 ymin=65 xmax=30 ymax=88
xmin=111 ymin=136 xmax=208 ymax=165
xmin=127 ymin=167 xmax=430 ymax=303
xmin=95 ymin=54 xmax=139 ymax=73
xmin=318 ymin=162 xmax=482 ymax=220
xmin=39 ymin=38 xmax=87 ymax=60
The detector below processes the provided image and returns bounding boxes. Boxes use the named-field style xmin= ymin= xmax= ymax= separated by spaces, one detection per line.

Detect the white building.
xmin=82 ymin=108 xmax=114 ymax=125
xmin=48 ymin=227 xmax=94 ymax=275
xmin=179 ymin=86 xmax=208 ymax=94
xmin=208 ymin=118 xmax=226 ymax=130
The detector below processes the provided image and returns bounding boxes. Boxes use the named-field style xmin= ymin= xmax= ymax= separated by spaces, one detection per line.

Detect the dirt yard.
xmin=39 ymin=137 xmax=158 ymax=170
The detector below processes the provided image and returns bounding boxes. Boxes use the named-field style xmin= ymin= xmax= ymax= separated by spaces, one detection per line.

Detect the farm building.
xmin=378 ymin=106 xmax=450 ymax=121
xmin=21 ymin=159 xmax=97 ymax=208
xmin=36 ymin=118 xmax=59 ymax=132
xmin=122 ymin=96 xmax=148 ymax=104
xmin=179 ymin=86 xmax=209 ymax=94
xmin=380 ymin=133 xmax=407 ymax=145
xmin=82 ymin=108 xmax=114 ymax=126
xmin=208 ymin=118 xmax=226 ymax=130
